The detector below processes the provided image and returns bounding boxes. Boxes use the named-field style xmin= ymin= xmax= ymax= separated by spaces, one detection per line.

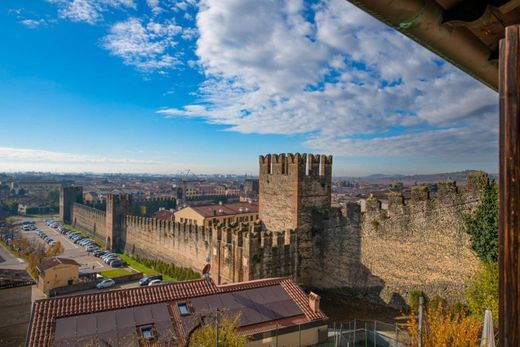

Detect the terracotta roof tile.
xmin=27 ymin=277 xmax=327 ymax=347
xmin=37 ymin=257 xmax=81 ymax=272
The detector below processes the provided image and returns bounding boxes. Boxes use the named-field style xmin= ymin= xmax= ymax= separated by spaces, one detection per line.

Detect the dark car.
xmin=110 ymin=260 xmax=127 ymax=268
xmin=139 ymin=274 xmax=163 ymax=286
xmin=93 ymin=250 xmax=107 ymax=257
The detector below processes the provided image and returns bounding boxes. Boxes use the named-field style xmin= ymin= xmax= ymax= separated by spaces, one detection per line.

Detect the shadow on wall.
xmin=309 ymin=204 xmax=406 ymax=310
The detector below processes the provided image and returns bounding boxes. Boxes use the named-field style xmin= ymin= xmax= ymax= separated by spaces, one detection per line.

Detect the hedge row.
xmin=131 ymin=254 xmax=200 ymax=281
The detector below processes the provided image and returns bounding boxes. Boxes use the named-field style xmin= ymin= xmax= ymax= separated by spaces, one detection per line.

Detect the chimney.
xmin=309 ymin=292 xmax=320 ymax=313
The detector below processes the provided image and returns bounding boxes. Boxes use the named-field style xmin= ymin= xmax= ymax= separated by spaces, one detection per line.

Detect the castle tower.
xmin=259 ymin=153 xmax=332 ymax=231
xmin=59 ymin=186 xmax=83 ymax=224
xmin=106 ymin=194 xmax=133 ymax=251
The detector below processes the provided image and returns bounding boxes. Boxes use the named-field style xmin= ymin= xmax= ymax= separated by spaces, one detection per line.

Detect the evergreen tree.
xmin=463 ymin=181 xmax=498 ymax=262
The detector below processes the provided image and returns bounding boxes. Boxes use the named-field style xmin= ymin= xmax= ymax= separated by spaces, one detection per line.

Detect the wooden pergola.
xmin=345 ymin=0 xmax=520 ymax=345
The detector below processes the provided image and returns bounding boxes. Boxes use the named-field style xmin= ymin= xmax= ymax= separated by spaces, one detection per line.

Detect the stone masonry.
xmin=60 ymin=155 xmax=486 ymax=308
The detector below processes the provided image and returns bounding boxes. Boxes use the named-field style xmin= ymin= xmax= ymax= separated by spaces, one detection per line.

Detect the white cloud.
xmin=157 ymin=0 xmax=498 ymax=162
xmin=19 ymin=19 xmax=47 ymax=28
xmin=48 ymin=0 xmax=136 ymax=24
xmin=147 ymin=0 xmax=161 ymax=15
xmin=0 ymin=147 xmax=159 ymax=165
xmin=102 ymin=17 xmax=182 ymax=72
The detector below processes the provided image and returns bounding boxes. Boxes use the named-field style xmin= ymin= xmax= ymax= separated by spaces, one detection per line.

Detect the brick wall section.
xmin=311 ymin=179 xmax=484 ymax=307
xmin=259 ymin=153 xmax=332 ymax=285
xmin=210 ymin=223 xmax=298 ymax=285
xmin=122 ymin=216 xmax=211 ymax=271
xmin=59 ymin=186 xmax=83 ymax=224
xmin=71 ymin=203 xmax=106 ymax=240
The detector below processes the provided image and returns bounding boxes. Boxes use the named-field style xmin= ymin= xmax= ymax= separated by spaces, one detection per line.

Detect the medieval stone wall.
xmin=210 ymin=223 xmax=298 ymax=285
xmin=310 ymin=177 xmax=485 ymax=307
xmin=121 ymin=216 xmax=211 ymax=271
xmin=71 ymin=203 xmax=106 ymax=240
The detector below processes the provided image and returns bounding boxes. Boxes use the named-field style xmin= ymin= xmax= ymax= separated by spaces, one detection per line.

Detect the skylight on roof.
xmin=139 ymin=325 xmax=154 ymax=340
xmin=178 ymin=303 xmax=189 ymax=316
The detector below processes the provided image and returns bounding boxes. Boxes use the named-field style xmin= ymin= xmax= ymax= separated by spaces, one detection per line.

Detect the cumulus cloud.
xmin=102 ymin=17 xmax=182 ymax=72
xmin=19 ymin=19 xmax=48 ymax=28
xmin=158 ymin=0 xmax=498 ymax=162
xmin=48 ymin=0 xmax=136 ymax=24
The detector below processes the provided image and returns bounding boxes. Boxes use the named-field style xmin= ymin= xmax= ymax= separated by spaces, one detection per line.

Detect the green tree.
xmin=467 ymin=261 xmax=499 ymax=322
xmin=463 ymin=181 xmax=498 ymax=262
xmin=189 ymin=315 xmax=247 ymax=347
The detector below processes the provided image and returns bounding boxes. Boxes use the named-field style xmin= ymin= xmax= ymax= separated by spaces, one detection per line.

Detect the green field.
xmin=99 ymin=268 xmax=134 ymax=278
xmin=117 ymin=253 xmax=174 ymax=282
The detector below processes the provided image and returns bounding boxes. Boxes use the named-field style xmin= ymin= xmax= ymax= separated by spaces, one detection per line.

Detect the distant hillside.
xmin=338 ymin=170 xmax=498 ymax=185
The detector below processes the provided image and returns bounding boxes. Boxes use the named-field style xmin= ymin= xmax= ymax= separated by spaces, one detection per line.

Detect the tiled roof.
xmin=27 ymin=277 xmax=327 ymax=347
xmin=154 ymin=209 xmax=175 ymax=221
xmin=188 ymin=202 xmax=258 ymax=218
xmin=36 ymin=257 xmax=81 ymax=272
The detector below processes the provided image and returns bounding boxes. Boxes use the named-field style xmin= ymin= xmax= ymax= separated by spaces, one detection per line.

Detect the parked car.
xmin=78 ymin=239 xmax=91 ymax=246
xmin=101 ymin=253 xmax=115 ymax=261
xmin=93 ymin=250 xmax=107 ymax=257
xmin=108 ymin=258 xmax=122 ymax=266
xmin=148 ymin=279 xmax=163 ymax=286
xmin=85 ymin=245 xmax=97 ymax=252
xmin=139 ymin=275 xmax=163 ymax=286
xmin=110 ymin=260 xmax=126 ymax=268
xmin=102 ymin=256 xmax=119 ymax=263
xmin=96 ymin=278 xmax=115 ymax=289
xmin=104 ymin=257 xmax=120 ymax=264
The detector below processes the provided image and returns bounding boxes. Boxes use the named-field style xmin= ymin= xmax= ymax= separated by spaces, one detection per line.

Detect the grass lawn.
xmin=64 ymin=224 xmax=105 ymax=247
xmin=99 ymin=268 xmax=134 ymax=278
xmin=117 ymin=253 xmax=174 ymax=282
xmin=0 ymin=239 xmax=21 ymax=258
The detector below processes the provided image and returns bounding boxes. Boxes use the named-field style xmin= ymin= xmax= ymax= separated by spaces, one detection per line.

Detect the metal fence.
xmin=314 ymin=320 xmax=409 ymax=347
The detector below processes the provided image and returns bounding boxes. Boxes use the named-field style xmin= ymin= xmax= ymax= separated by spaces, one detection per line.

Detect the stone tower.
xmin=106 ymin=194 xmax=133 ymax=251
xmin=259 ymin=153 xmax=332 ymax=285
xmin=59 ymin=186 xmax=83 ymax=224
xmin=259 ymin=153 xmax=332 ymax=231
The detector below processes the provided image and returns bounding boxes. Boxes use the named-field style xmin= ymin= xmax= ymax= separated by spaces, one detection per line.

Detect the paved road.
xmin=20 ymin=218 xmax=112 ymax=273
xmin=0 ymin=242 xmax=26 ymax=270
xmin=5 ymin=217 xmax=142 ymax=301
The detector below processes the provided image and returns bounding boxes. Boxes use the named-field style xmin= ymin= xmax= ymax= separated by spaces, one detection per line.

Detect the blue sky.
xmin=0 ymin=0 xmax=499 ymax=176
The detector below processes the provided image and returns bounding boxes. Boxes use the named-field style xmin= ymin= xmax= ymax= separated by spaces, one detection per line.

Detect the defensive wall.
xmin=60 ymin=158 xmax=489 ymax=308
xmin=71 ymin=203 xmax=106 ymax=240
xmin=121 ymin=216 xmax=211 ymax=272
xmin=211 ymin=223 xmax=298 ymax=284
xmin=310 ymin=173 xmax=486 ymax=307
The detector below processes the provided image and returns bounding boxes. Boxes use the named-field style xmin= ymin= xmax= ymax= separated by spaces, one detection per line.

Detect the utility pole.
xmin=418 ymin=296 xmax=424 ymax=347
xmin=215 ymin=309 xmax=219 ymax=347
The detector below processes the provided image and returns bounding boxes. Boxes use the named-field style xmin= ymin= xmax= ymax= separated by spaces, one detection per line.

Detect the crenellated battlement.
xmin=124 ymin=215 xmax=210 ymax=241
xmin=259 ymin=153 xmax=332 ymax=231
xmin=259 ymin=153 xmax=332 ymax=178
xmin=364 ymin=178 xmax=480 ymax=215
xmin=360 ymin=173 xmax=489 ymax=239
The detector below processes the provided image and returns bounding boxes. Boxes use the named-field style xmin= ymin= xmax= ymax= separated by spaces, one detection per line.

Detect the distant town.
xmin=0 ymin=169 xmax=495 ymax=219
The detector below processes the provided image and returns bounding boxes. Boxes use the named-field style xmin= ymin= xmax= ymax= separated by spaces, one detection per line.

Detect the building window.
xmin=178 ymin=302 xmax=190 ymax=316
xmin=139 ymin=325 xmax=155 ymax=340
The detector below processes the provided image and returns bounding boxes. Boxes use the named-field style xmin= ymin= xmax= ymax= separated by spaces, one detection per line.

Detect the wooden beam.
xmin=499 ymin=25 xmax=520 ymax=347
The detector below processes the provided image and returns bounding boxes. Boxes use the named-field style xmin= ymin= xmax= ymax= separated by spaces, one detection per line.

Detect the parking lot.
xmin=20 ymin=218 xmax=113 ymax=274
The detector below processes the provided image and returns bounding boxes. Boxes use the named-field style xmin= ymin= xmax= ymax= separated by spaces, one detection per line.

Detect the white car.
xmin=148 ymin=279 xmax=163 ymax=286
xmin=96 ymin=279 xmax=116 ymax=289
